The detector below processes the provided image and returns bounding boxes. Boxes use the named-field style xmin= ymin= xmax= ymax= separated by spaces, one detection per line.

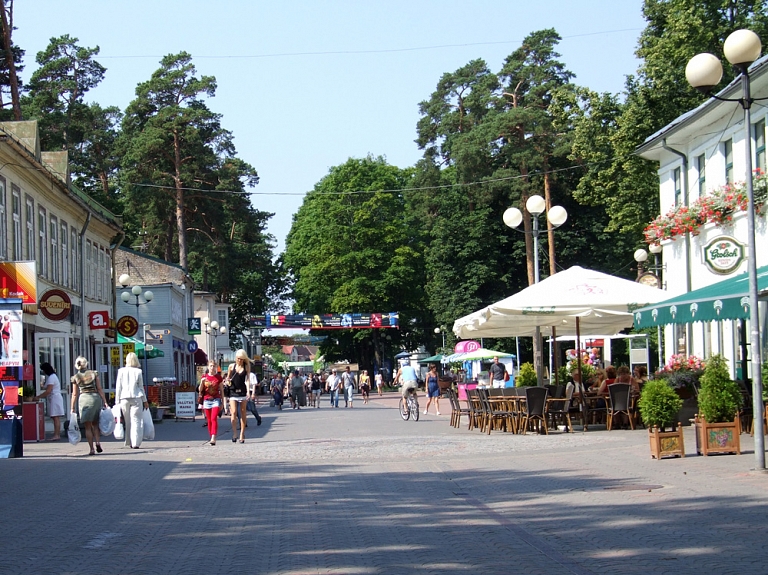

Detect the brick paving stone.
xmin=3 ymin=392 xmax=767 ymax=574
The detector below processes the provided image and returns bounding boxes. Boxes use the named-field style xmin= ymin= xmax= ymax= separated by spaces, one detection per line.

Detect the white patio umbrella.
xmin=452 ymin=266 xmax=668 ymax=339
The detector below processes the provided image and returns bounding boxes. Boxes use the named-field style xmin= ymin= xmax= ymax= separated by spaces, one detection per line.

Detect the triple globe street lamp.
xmin=202 ymin=316 xmax=227 ymax=366
xmin=119 ymin=273 xmax=154 ymax=382
xmin=503 ymin=195 xmax=568 ymax=386
xmin=685 ymin=29 xmax=765 ymax=470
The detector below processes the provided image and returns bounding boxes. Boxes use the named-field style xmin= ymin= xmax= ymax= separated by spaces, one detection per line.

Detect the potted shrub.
xmin=694 ymin=355 xmax=742 ymax=455
xmin=637 ymin=379 xmax=685 ymax=459
xmin=516 ymin=363 xmax=538 ymax=387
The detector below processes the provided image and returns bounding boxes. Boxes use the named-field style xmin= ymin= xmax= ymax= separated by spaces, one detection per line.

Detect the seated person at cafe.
xmin=565 ymin=371 xmax=587 ymax=402
xmin=597 ymin=366 xmax=617 ymax=395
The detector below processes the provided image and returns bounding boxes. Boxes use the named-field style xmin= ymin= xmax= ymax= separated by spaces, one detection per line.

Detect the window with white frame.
xmin=37 ymin=206 xmax=47 ymax=277
xmin=11 ymin=186 xmax=21 ymax=261
xmin=724 ymin=139 xmax=734 ymax=183
xmin=71 ymin=228 xmax=78 ymax=291
xmin=61 ymin=222 xmax=68 ymax=288
xmin=96 ymin=246 xmax=103 ymax=301
xmin=86 ymin=240 xmax=93 ymax=298
xmin=217 ymin=309 xmax=227 ymax=329
xmin=697 ymin=154 xmax=706 ymax=198
xmin=755 ymin=119 xmax=766 ymax=173
xmin=25 ymin=196 xmax=34 ymax=261
xmin=104 ymin=248 xmax=111 ymax=304
xmin=50 ymin=216 xmax=58 ymax=284
xmin=0 ymin=176 xmax=6 ymax=260
xmin=673 ymin=167 xmax=682 ymax=206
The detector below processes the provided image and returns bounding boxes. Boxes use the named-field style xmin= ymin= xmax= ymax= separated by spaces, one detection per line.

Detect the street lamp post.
xmin=634 ymin=245 xmax=665 ymax=369
xmin=504 ymin=195 xmax=568 ymax=386
xmin=202 ymin=317 xmax=228 ymax=368
xmin=686 ymin=29 xmax=765 ymax=469
xmin=119 ymin=274 xmax=154 ymax=388
xmin=434 ymin=326 xmax=445 ymax=352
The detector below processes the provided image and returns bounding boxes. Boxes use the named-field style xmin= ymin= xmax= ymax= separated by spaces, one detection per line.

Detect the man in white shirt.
xmin=325 ymin=369 xmax=341 ymax=408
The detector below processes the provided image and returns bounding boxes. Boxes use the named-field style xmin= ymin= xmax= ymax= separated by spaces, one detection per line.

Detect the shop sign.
xmin=117 ymin=315 xmax=139 ymax=337
xmin=89 ymin=311 xmax=109 ymax=330
xmin=39 ymin=289 xmax=72 ymax=321
xmin=454 ymin=340 xmax=480 ymax=354
xmin=703 ymin=236 xmax=744 ymax=275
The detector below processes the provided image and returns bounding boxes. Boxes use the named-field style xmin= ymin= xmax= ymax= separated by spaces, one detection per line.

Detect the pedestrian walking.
xmin=289 ymin=371 xmax=304 ymax=409
xmin=199 ymin=361 xmax=224 ymax=444
xmin=341 ymin=366 xmax=355 ymax=408
xmin=115 ymin=352 xmax=148 ymax=448
xmin=375 ymin=371 xmax=383 ymax=396
xmin=359 ymin=370 xmax=371 ymax=404
xmin=311 ymin=371 xmax=322 ymax=408
xmin=423 ymin=364 xmax=441 ymax=416
xmin=247 ymin=370 xmax=263 ymax=425
xmin=225 ymin=350 xmax=250 ymax=443
xmin=271 ymin=373 xmax=285 ymax=410
xmin=34 ymin=362 xmax=65 ymax=441
xmin=70 ymin=357 xmax=109 ymax=456
xmin=326 ymin=369 xmax=341 ymax=408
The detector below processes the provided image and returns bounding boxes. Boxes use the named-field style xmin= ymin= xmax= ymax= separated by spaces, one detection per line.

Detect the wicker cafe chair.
xmin=446 ymin=388 xmax=470 ymax=429
xmin=506 ymin=387 xmax=526 ymax=433
xmin=607 ymin=383 xmax=634 ymax=430
xmin=486 ymin=389 xmax=514 ymax=433
xmin=466 ymin=389 xmax=485 ymax=431
xmin=547 ymin=384 xmax=574 ymax=433
xmin=520 ymin=387 xmax=549 ymax=435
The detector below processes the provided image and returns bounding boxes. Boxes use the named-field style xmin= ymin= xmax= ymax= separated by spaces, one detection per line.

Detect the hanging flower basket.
xmin=644 ymin=169 xmax=768 ymax=244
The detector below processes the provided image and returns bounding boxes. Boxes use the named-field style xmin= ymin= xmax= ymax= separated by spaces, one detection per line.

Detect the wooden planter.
xmin=694 ymin=415 xmax=741 ymax=456
xmin=649 ymin=424 xmax=685 ymax=459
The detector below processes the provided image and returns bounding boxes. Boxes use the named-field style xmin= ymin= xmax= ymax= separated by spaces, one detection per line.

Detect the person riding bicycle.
xmin=395 ymin=363 xmax=419 ymax=412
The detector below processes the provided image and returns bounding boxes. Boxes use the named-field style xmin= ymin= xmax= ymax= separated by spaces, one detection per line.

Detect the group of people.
xmin=35 ymin=352 xmax=149 ymax=456
xmin=267 ymin=366 xmax=385 ymax=410
xmin=198 ymin=349 xmax=262 ymax=445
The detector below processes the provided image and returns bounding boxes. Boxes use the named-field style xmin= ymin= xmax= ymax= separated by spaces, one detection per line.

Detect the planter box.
xmin=694 ymin=415 xmax=741 ymax=456
xmin=649 ymin=425 xmax=685 ymax=459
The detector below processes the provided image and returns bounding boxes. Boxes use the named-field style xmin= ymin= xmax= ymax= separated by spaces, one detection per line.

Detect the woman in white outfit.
xmin=115 ymin=352 xmax=148 ymax=449
xmin=34 ymin=362 xmax=65 ymax=440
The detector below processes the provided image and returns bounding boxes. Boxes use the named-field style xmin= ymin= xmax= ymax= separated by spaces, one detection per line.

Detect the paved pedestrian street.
xmin=6 ymin=394 xmax=768 ymax=575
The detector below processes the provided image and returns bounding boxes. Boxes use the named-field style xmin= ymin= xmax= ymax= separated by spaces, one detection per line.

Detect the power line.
xmin=97 ymin=28 xmax=642 ymax=60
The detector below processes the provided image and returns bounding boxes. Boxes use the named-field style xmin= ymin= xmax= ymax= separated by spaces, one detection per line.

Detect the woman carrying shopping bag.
xmin=115 ymin=352 xmax=148 ymax=449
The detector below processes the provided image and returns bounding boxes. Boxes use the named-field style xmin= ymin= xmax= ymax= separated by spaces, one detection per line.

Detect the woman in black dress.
xmin=226 ymin=349 xmax=250 ymax=443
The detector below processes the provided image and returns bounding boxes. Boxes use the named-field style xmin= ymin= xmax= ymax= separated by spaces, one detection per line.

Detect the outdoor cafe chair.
xmin=446 ymin=388 xmax=470 ymax=429
xmin=607 ymin=383 xmax=634 ymax=431
xmin=547 ymin=384 xmax=574 ymax=433
xmin=486 ymin=388 xmax=514 ymax=433
xmin=466 ymin=389 xmax=485 ymax=431
xmin=520 ymin=386 xmax=549 ymax=435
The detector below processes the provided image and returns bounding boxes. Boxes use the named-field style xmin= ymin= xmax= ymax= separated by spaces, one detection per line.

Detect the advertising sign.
xmin=175 ymin=392 xmax=196 ymax=420
xmin=254 ymin=312 xmax=399 ymax=330
xmin=187 ymin=317 xmax=201 ymax=335
xmin=0 ymin=262 xmax=37 ymax=303
xmin=703 ymin=236 xmax=745 ymax=275
xmin=117 ymin=315 xmax=139 ymax=337
xmin=454 ymin=340 xmax=480 ymax=354
xmin=0 ymin=309 xmax=23 ymax=367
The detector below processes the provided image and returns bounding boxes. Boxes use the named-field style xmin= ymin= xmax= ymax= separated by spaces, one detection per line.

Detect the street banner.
xmin=252 ymin=312 xmax=399 ymax=330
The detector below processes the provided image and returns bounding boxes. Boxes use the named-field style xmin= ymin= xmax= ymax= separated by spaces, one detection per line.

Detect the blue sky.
xmin=13 ymin=1 xmax=646 ymax=253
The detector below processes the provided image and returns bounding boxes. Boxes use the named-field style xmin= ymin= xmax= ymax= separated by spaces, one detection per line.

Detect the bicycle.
xmin=399 ymin=388 xmax=419 ymax=421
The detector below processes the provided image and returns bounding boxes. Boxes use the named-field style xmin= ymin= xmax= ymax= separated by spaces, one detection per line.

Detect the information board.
xmin=175 ymin=391 xmax=196 ymax=420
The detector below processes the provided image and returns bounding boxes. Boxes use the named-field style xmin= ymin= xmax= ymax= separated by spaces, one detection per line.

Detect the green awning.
xmin=633 ymin=264 xmax=768 ymax=328
xmin=418 ymin=354 xmax=444 ymax=363
xmin=117 ymin=334 xmax=165 ymax=359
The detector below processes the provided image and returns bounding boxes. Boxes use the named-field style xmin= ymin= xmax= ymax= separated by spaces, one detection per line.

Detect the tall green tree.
xmin=22 ymin=35 xmax=106 ymax=151
xmin=566 ymin=0 xmax=768 ymax=239
xmin=121 ymin=52 xmax=254 ymax=270
xmin=284 ymin=156 xmax=424 ymax=372
xmin=0 ymin=0 xmax=22 ymax=121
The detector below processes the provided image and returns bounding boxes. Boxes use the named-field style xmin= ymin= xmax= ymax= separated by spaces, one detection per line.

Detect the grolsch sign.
xmin=703 ymin=236 xmax=744 ymax=275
